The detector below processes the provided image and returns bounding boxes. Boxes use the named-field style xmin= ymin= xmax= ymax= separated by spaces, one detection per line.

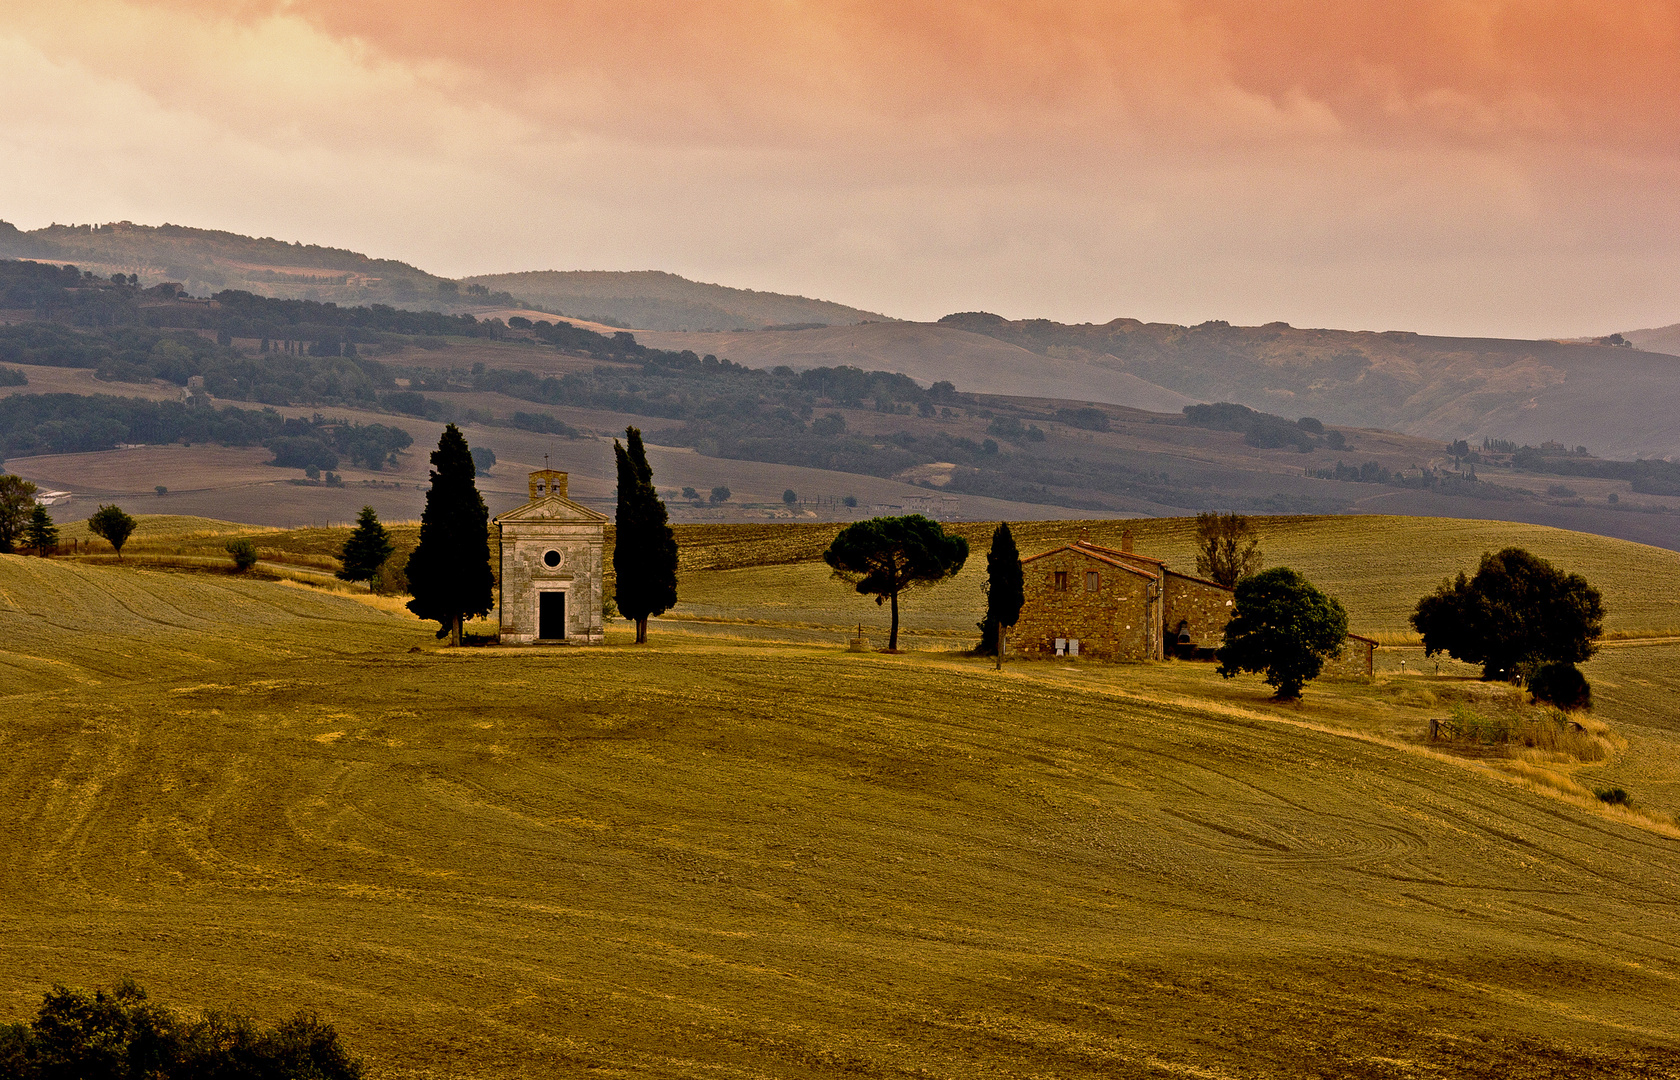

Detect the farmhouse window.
xmin=1054 ymin=571 xmax=1068 ymax=591
xmin=1085 ymin=571 xmax=1100 ymax=591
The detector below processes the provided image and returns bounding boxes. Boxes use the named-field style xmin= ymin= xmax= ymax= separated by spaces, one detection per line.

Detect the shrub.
xmin=0 ymin=979 xmax=363 ymax=1080
xmin=1596 ymin=787 xmax=1631 ymax=805
xmin=709 ymin=485 xmax=731 ymax=504
xmin=782 ymin=489 xmax=797 ymax=506
xmin=811 ymin=413 xmax=846 ymax=437
xmin=1529 ymin=662 xmax=1592 ymax=710
xmin=681 ymin=486 xmax=698 ymax=499
xmin=842 ymin=494 xmax=858 ymax=508
xmin=267 ymin=435 xmax=339 ymax=471
xmin=470 ymin=445 xmax=496 ymax=475
xmin=373 ymin=549 xmax=410 ymax=595
xmin=225 ymin=538 xmax=259 ymax=571
xmin=1055 ymin=406 xmax=1111 ymax=432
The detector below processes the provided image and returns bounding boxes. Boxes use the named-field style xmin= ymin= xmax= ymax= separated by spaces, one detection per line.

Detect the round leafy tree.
xmin=1411 ymin=547 xmax=1603 ymax=681
xmin=405 ymin=425 xmax=493 ymax=644
xmin=976 ymin=522 xmax=1024 ymax=656
xmin=87 ymin=504 xmax=137 ymax=560
xmin=0 ymin=474 xmax=40 ymax=554
xmin=1216 ymin=567 xmax=1349 ymax=699
xmin=338 ymin=506 xmax=394 ymax=583
xmin=824 ymin=515 xmax=969 ymax=651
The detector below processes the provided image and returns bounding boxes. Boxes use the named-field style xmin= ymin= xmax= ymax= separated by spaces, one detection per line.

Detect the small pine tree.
xmin=976 ymin=522 xmax=1024 ymax=655
xmin=613 ymin=427 xmax=679 ymax=643
xmin=87 ymin=504 xmax=137 ymax=560
xmin=338 ymin=506 xmax=394 ymax=582
xmin=24 ymin=504 xmax=57 ymax=556
xmin=405 ymin=425 xmax=494 ymax=644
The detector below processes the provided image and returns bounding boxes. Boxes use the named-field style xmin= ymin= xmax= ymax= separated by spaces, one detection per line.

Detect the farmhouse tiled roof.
xmin=1163 ymin=568 xmax=1234 ymax=593
xmin=1020 ymin=544 xmax=1158 ymax=579
xmin=1076 ymin=539 xmax=1167 ymax=566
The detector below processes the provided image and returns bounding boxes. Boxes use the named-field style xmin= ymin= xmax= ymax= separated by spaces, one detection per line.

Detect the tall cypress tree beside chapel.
xmin=613 ymin=426 xmax=678 ymax=643
xmin=406 ymin=424 xmax=493 ymax=645
xmin=976 ymin=522 xmax=1024 ymax=655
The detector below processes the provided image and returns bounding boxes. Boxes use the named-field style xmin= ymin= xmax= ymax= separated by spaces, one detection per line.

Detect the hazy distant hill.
xmin=462 ymin=269 xmax=892 ymax=331
xmin=0 ymin=220 xmax=498 ymax=312
xmin=634 ymin=322 xmax=1197 ymax=414
xmin=932 ymin=313 xmax=1680 ymax=460
xmin=1626 ymin=322 xmax=1680 ymax=357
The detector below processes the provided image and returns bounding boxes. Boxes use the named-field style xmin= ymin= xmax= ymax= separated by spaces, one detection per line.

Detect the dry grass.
xmin=7 ymin=521 xmax=1680 ymax=1078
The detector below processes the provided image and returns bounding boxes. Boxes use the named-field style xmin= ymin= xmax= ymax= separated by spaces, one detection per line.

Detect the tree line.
xmin=0 ymin=394 xmax=411 ymax=472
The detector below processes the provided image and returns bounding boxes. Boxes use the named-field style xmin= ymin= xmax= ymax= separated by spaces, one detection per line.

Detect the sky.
xmin=1 ymin=1 xmax=1677 ymax=337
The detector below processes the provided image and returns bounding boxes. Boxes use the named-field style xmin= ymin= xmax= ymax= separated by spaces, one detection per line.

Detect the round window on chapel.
xmin=543 ymin=549 xmax=561 ymax=568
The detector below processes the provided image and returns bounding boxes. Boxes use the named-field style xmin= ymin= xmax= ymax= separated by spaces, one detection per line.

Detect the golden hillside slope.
xmin=3 ymin=547 xmax=1680 ymax=1077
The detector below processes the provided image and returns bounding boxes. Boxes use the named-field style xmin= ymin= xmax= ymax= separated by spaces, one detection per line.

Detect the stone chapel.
xmin=494 ymin=468 xmax=608 ymax=644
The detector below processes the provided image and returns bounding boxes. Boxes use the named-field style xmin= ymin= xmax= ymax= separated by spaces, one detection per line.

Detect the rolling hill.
xmin=685 ymin=313 xmax=1680 ymax=461
xmin=5 ymin=521 xmax=1680 ymax=1078
xmin=460 ymin=269 xmax=892 ymax=331
xmin=0 ymin=219 xmax=468 ymax=309
xmin=1627 ymin=321 xmax=1680 ymax=357
xmin=633 ymin=322 xmax=1198 ymax=413
xmin=6 ymin=218 xmax=1676 ymax=465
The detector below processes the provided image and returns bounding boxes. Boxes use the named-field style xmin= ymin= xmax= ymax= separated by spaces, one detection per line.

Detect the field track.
xmin=3 ymin=549 xmax=1680 ymax=1077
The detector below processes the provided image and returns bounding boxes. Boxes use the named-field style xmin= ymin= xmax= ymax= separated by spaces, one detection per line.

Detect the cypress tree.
xmin=613 ymin=426 xmax=678 ymax=644
xmin=976 ymin=522 xmax=1025 ymax=655
xmin=405 ymin=424 xmax=493 ymax=644
xmin=337 ymin=505 xmax=394 ymax=582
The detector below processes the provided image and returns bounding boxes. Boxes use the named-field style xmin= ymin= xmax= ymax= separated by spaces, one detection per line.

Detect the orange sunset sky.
xmin=1 ymin=1 xmax=1677 ymax=336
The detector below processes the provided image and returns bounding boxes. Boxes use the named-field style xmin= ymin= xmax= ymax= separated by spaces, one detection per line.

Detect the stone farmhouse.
xmin=1013 ymin=531 xmax=1235 ymax=661
xmin=494 ymin=468 xmax=608 ymax=644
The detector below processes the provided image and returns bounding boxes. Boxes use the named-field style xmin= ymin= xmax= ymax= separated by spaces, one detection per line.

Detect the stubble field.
xmin=3 ymin=516 xmax=1680 ymax=1078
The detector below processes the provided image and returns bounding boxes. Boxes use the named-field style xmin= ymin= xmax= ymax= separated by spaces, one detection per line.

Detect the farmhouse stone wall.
xmin=1013 ymin=547 xmax=1158 ymax=660
xmin=1163 ymin=572 xmax=1235 ymax=649
xmin=1321 ymin=634 xmax=1376 ymax=679
xmin=495 ymin=470 xmax=608 ymax=645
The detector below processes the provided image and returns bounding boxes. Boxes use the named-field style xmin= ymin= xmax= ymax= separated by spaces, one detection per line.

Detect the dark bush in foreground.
xmin=0 ymin=979 xmax=362 ymax=1079
xmin=1528 ymin=661 xmax=1592 ymax=710
xmin=1596 ymin=787 xmax=1631 ymax=806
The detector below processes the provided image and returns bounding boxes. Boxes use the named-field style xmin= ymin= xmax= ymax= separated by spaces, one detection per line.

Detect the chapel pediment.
xmin=495 ymin=494 xmax=609 ymax=524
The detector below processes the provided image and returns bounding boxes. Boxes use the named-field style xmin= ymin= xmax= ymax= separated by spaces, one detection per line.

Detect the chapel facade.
xmin=1012 ymin=531 xmax=1236 ymax=661
xmin=494 ymin=469 xmax=608 ymax=644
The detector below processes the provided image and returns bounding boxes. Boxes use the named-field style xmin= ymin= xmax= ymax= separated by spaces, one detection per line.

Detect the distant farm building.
xmin=494 ymin=469 xmax=608 ymax=644
xmin=1322 ymin=633 xmax=1377 ymax=679
xmin=1013 ymin=531 xmax=1235 ymax=661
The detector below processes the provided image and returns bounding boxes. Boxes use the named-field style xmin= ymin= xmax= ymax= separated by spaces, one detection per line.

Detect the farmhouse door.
xmin=538 ymin=591 xmax=566 ymax=640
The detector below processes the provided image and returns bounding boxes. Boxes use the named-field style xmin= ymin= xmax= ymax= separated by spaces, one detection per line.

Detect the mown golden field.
xmin=4 ymin=515 xmax=1680 ymax=1078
